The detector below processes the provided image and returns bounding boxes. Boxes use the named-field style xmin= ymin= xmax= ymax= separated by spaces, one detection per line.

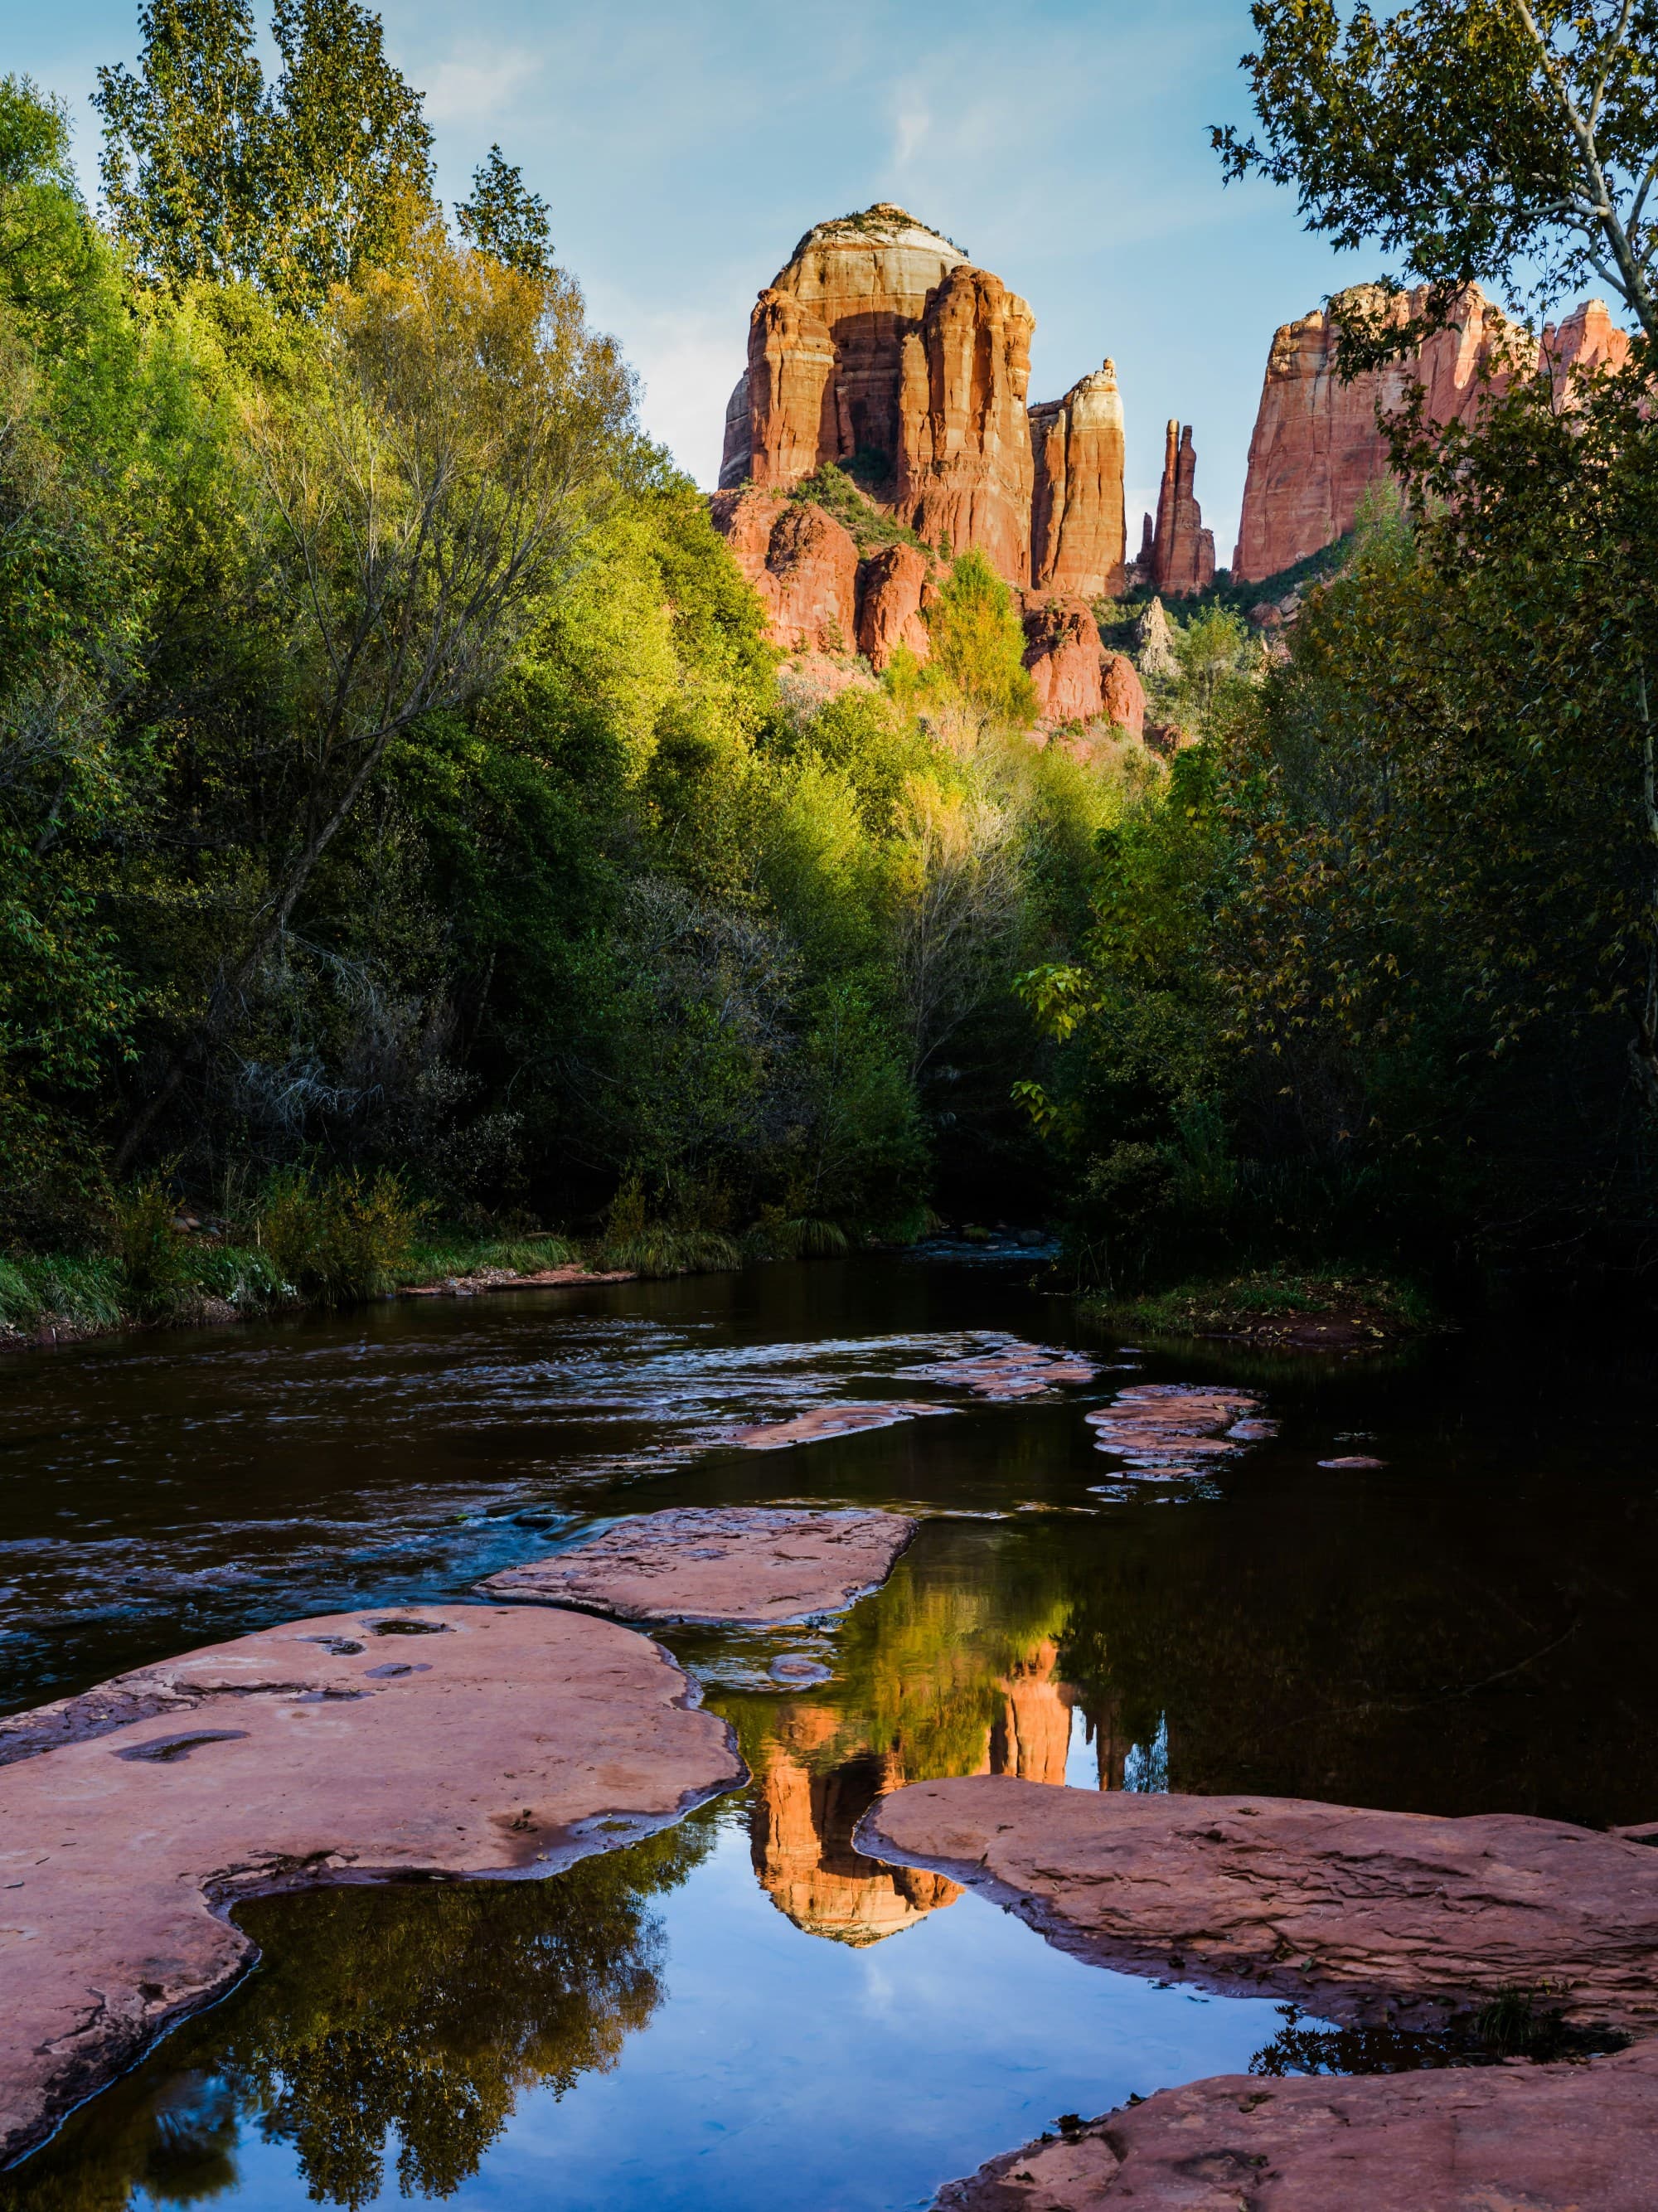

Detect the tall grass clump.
xmin=255 ymin=1168 xmax=424 ymax=1302
xmin=111 ymin=1177 xmax=191 ymax=1317
xmin=594 ymin=1174 xmax=740 ymax=1278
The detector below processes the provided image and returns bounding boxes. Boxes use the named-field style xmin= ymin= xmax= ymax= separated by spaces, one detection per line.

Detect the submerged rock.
xmin=930 ymin=2042 xmax=1658 ymax=2210
xmin=481 ymin=1506 xmax=918 ymax=1627
xmin=0 ymin=1605 xmax=742 ymax=2165
xmin=861 ymin=1774 xmax=1658 ymax=2036
xmin=726 ymin=1400 xmax=954 ymax=1448
xmin=901 ymin=1342 xmax=1100 ymax=1399
xmin=1085 ymin=1384 xmax=1269 ymax=1477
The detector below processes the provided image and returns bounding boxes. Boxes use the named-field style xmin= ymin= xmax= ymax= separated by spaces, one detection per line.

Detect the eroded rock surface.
xmin=0 ymin=1606 xmax=742 ymax=2164
xmin=482 ymin=1506 xmax=918 ymax=1627
xmin=930 ymin=2043 xmax=1658 ymax=2210
xmin=862 ymin=1774 xmax=1658 ymax=2035
xmin=707 ymin=487 xmax=861 ymax=655
xmin=1020 ymin=595 xmax=1108 ymax=725
xmin=1086 ymin=1384 xmax=1269 ymax=1477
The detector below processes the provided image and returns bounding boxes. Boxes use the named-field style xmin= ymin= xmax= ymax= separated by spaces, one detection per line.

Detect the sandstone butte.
xmin=0 ymin=1604 xmax=744 ymax=2166
xmin=712 ymin=206 xmax=1157 ymax=730
xmin=479 ymin=1505 xmax=917 ymax=1627
xmin=860 ymin=1774 xmax=1658 ymax=2210
xmin=1234 ymin=282 xmax=1635 ymax=581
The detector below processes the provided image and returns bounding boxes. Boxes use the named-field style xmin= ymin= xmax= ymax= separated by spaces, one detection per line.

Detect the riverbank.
xmin=0 ymin=1230 xmax=637 ymax=1354
xmin=1091 ymin=1266 xmax=1440 ymax=1350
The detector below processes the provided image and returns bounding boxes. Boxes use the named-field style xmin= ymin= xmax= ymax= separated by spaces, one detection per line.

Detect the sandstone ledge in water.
xmin=930 ymin=2043 xmax=1658 ymax=2211
xmin=480 ymin=1506 xmax=918 ymax=1627
xmin=859 ymin=1775 xmax=1658 ymax=2036
xmin=0 ymin=1605 xmax=742 ymax=2166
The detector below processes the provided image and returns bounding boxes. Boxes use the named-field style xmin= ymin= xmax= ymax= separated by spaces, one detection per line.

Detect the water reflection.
xmin=4 ymin=1821 xmax=711 ymax=2212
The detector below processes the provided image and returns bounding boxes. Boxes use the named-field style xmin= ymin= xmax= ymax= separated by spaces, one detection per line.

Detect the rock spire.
xmin=1144 ymin=420 xmax=1214 ymax=597
xmin=1030 ymin=360 xmax=1127 ymax=599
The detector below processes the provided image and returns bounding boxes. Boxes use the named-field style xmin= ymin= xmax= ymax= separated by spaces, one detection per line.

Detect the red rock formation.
xmin=856 ymin=541 xmax=936 ymax=669
xmin=933 ymin=2045 xmax=1658 ymax=2211
xmin=1231 ymin=284 xmax=1631 ymax=581
xmin=1099 ymin=652 xmax=1145 ymax=738
xmin=897 ymin=262 xmax=1035 ymax=581
xmin=707 ymin=488 xmax=860 ymax=656
xmin=1020 ymin=595 xmax=1107 ymax=725
xmin=482 ymin=1506 xmax=916 ymax=1627
xmin=1543 ymin=294 xmax=1633 ymax=396
xmin=868 ymin=1775 xmax=1658 ymax=2035
xmin=1146 ymin=420 xmax=1214 ymax=597
xmin=721 ymin=206 xmax=1036 ymax=585
xmin=1030 ymin=361 xmax=1127 ymax=599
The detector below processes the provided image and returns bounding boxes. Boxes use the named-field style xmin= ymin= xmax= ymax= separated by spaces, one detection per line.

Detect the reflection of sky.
xmin=12 ymin=0 xmax=1399 ymax=565
xmin=190 ymin=1805 xmax=1298 ymax=2212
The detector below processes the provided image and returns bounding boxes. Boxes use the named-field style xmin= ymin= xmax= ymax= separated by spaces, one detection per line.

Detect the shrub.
xmin=111 ymin=1177 xmax=190 ymax=1317
xmin=256 ymin=1167 xmax=423 ymax=1302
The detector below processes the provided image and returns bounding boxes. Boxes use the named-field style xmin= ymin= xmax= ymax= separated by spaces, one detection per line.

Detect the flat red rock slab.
xmin=1319 ymin=1453 xmax=1386 ymax=1468
xmin=480 ymin=1506 xmax=917 ymax=1627
xmin=931 ymin=2041 xmax=1658 ymax=2210
xmin=728 ymin=1402 xmax=954 ymax=1448
xmin=901 ymin=1344 xmax=1101 ymax=1399
xmin=1085 ymin=1385 xmax=1270 ymax=1470
xmin=860 ymin=1775 xmax=1658 ymax=2036
xmin=0 ymin=1604 xmax=742 ymax=2166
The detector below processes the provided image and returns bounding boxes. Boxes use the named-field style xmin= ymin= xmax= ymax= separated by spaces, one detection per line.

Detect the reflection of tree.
xmin=2 ymin=1820 xmax=712 ymax=2212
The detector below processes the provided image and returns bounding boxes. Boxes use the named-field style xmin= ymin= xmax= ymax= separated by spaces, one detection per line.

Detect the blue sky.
xmin=14 ymin=0 xmax=1399 ymax=562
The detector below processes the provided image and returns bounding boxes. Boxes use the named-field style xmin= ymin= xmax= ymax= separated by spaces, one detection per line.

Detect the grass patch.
xmin=1092 ymin=1265 xmax=1440 ymax=1345
xmin=392 ymin=1230 xmax=579 ymax=1286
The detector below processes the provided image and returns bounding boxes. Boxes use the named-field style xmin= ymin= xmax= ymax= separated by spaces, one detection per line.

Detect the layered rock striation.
xmin=1234 ymin=284 xmax=1633 ymax=580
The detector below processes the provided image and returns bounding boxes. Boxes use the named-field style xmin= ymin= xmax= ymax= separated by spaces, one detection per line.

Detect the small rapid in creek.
xmin=3 ymin=1253 xmax=1658 ymax=2210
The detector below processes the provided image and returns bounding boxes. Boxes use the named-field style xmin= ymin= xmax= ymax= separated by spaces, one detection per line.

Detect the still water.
xmin=3 ymin=1256 xmax=1657 ymax=2208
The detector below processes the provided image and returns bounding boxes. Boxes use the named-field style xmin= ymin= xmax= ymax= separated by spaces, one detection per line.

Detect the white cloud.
xmin=612 ymin=303 xmax=744 ymax=490
xmin=421 ymin=46 xmax=543 ymax=128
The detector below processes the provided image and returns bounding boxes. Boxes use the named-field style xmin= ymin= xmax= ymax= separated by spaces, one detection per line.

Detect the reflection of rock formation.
xmin=987 ymin=1637 xmax=1074 ymax=1783
xmin=751 ymin=1738 xmax=962 ymax=1944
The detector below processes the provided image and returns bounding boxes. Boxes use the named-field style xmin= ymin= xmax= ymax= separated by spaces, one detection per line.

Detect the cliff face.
xmin=1233 ymin=285 xmax=1632 ymax=582
xmin=1030 ymin=361 xmax=1127 ymax=599
xmin=1145 ymin=420 xmax=1214 ymax=597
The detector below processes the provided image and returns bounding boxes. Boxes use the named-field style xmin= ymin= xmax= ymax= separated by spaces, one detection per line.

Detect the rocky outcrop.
xmin=931 ymin=2045 xmax=1658 ymax=2211
xmin=856 ymin=541 xmax=937 ymax=667
xmin=1233 ymin=284 xmax=1632 ymax=581
xmin=1030 ymin=361 xmax=1127 ymax=600
xmin=1134 ymin=596 xmax=1180 ymax=681
xmin=0 ymin=1605 xmax=742 ymax=2164
xmin=482 ymin=1506 xmax=918 ymax=1627
xmin=898 ymin=263 xmax=1036 ymax=580
xmin=1099 ymin=652 xmax=1145 ymax=737
xmin=722 ymin=204 xmax=1124 ymax=599
xmin=1145 ymin=420 xmax=1214 ymax=596
xmin=1543 ymin=294 xmax=1633 ymax=395
xmin=861 ymin=1775 xmax=1658 ymax=2035
xmin=1020 ymin=597 xmax=1110 ymax=725
xmin=707 ymin=488 xmax=860 ymax=655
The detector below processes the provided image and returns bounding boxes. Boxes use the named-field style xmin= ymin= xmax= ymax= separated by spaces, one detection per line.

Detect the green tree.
xmin=914 ymin=546 xmax=1038 ymax=730
xmin=457 ymin=144 xmax=552 ymax=276
xmin=264 ymin=0 xmax=434 ymax=307
xmin=1215 ymin=0 xmax=1658 ymax=348
xmin=95 ymin=0 xmax=433 ymax=307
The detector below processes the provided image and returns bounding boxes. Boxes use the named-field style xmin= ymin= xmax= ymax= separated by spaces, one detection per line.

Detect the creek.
xmin=2 ymin=1255 xmax=1656 ymax=2209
